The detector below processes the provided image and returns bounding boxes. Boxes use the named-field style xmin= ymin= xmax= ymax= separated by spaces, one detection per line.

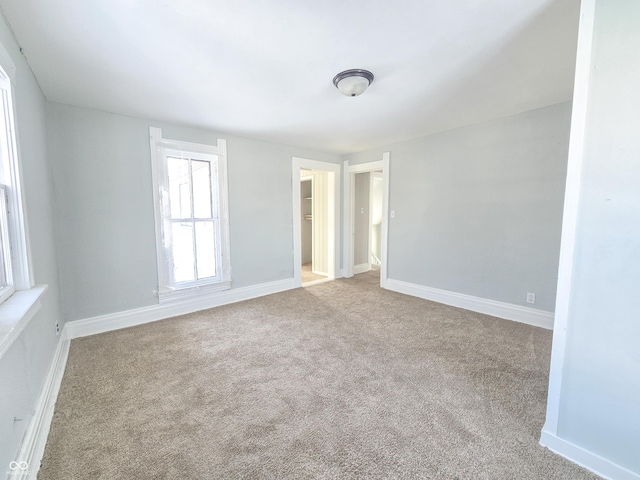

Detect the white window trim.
xmin=0 ymin=185 xmax=15 ymax=304
xmin=149 ymin=127 xmax=231 ymax=304
xmin=0 ymin=41 xmax=42 ymax=361
xmin=0 ymin=285 xmax=47 ymax=360
xmin=0 ymin=67 xmax=33 ymax=294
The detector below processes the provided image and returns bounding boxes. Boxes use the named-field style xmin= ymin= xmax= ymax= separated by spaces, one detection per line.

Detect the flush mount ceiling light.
xmin=333 ymin=69 xmax=374 ymax=97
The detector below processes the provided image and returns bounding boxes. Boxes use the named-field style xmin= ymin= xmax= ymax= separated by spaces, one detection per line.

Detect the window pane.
xmin=195 ymin=221 xmax=217 ymax=279
xmin=0 ymin=237 xmax=6 ymax=288
xmin=0 ymin=189 xmax=9 ymax=289
xmin=171 ymin=222 xmax=195 ymax=283
xmin=192 ymin=160 xmax=213 ymax=219
xmin=167 ymin=156 xmax=191 ymax=219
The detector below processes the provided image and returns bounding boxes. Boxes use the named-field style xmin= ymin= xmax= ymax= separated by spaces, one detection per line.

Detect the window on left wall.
xmin=0 ymin=62 xmax=31 ymax=306
xmin=0 ymin=185 xmax=13 ymax=303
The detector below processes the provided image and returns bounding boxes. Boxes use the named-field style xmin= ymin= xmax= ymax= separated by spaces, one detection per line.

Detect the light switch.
xmin=360 ymin=207 xmax=365 ymax=214
xmin=390 ymin=210 xmax=395 ymax=218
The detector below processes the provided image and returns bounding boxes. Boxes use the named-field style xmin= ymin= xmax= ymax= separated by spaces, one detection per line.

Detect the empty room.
xmin=0 ymin=0 xmax=638 ymax=479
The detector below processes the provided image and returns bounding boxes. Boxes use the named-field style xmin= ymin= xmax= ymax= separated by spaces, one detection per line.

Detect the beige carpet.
xmin=39 ymin=272 xmax=598 ymax=479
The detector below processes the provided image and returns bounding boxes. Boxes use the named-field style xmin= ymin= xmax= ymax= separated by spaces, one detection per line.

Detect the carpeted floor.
xmin=39 ymin=272 xmax=598 ymax=479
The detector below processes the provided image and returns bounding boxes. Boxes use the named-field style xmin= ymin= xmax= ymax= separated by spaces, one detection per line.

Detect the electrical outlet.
xmin=526 ymin=293 xmax=536 ymax=304
xmin=55 ymin=322 xmax=60 ymax=335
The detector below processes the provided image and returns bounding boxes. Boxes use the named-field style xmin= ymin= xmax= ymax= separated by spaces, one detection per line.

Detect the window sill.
xmin=0 ymin=285 xmax=48 ymax=359
xmin=159 ymin=280 xmax=231 ymax=305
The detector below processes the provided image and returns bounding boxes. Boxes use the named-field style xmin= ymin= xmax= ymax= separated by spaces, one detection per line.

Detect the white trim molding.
xmin=0 ymin=285 xmax=47 ymax=360
xmin=386 ymin=278 xmax=554 ymax=329
xmin=158 ymin=280 xmax=232 ymax=305
xmin=343 ymin=154 xmax=390 ymax=288
xmin=353 ymin=263 xmax=370 ymax=275
xmin=149 ymin=127 xmax=232 ymax=302
xmin=540 ymin=429 xmax=640 ymax=480
xmin=0 ymin=64 xmax=34 ymax=293
xmin=66 ymin=278 xmax=295 ymax=339
xmin=291 ymin=157 xmax=341 ymax=288
xmin=543 ymin=0 xmax=596 ymax=437
xmin=17 ymin=325 xmax=70 ymax=480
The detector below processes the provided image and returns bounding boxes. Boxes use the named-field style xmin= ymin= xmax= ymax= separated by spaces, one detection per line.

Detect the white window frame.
xmin=0 ymin=185 xmax=14 ymax=304
xmin=0 ymin=42 xmax=45 ymax=361
xmin=149 ymin=127 xmax=231 ymax=304
xmin=0 ymin=59 xmax=33 ymax=307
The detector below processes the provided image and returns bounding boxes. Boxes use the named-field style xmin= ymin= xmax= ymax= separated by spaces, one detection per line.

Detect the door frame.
xmin=369 ymin=171 xmax=384 ymax=268
xmin=292 ymin=157 xmax=341 ymax=287
xmin=342 ymin=153 xmax=390 ymax=287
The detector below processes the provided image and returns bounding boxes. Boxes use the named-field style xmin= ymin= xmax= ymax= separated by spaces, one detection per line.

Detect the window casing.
xmin=0 ymin=62 xmax=32 ymax=306
xmin=0 ymin=186 xmax=13 ymax=303
xmin=150 ymin=127 xmax=231 ymax=303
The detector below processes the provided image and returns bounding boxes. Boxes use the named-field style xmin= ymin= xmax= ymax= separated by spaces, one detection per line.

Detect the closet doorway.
xmin=300 ymin=170 xmax=328 ymax=285
xmin=292 ymin=158 xmax=341 ymax=288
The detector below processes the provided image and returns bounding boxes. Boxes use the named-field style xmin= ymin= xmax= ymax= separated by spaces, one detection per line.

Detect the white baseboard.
xmin=353 ymin=263 xmax=370 ymax=275
xmin=540 ymin=428 xmax=640 ymax=480
xmin=385 ymin=278 xmax=554 ymax=329
xmin=66 ymin=278 xmax=296 ymax=339
xmin=17 ymin=326 xmax=70 ymax=480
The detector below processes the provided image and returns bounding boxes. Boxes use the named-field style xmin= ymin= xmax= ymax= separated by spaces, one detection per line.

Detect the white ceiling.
xmin=0 ymin=0 xmax=580 ymax=154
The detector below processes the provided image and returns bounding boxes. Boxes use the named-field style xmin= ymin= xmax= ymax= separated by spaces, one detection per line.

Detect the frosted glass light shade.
xmin=333 ymin=69 xmax=374 ymax=97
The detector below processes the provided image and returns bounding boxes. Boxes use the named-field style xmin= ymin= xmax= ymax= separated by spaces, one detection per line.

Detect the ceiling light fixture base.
xmin=333 ymin=69 xmax=374 ymax=97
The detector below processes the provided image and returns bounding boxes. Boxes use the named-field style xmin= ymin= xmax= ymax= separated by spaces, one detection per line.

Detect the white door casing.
xmin=342 ymin=153 xmax=390 ymax=287
xmin=292 ymin=157 xmax=341 ymax=287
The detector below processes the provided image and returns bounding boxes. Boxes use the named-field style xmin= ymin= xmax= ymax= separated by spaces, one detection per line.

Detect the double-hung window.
xmin=0 ymin=44 xmax=42 ymax=360
xmin=0 ymin=61 xmax=31 ymax=307
xmin=150 ymin=127 xmax=231 ymax=303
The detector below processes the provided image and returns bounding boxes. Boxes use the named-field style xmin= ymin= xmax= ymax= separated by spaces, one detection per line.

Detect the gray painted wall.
xmin=344 ymin=103 xmax=571 ymax=312
xmin=353 ymin=172 xmax=370 ymax=266
xmin=46 ymin=102 xmax=340 ymax=321
xmin=556 ymin=0 xmax=640 ymax=472
xmin=0 ymin=18 xmax=65 ymax=471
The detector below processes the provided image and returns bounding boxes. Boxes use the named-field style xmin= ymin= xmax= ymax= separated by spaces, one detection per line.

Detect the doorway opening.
xmin=353 ymin=170 xmax=383 ymax=274
xmin=292 ymin=158 xmax=341 ymax=288
xmin=301 ymin=169 xmax=328 ymax=285
xmin=343 ymin=154 xmax=390 ymax=288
